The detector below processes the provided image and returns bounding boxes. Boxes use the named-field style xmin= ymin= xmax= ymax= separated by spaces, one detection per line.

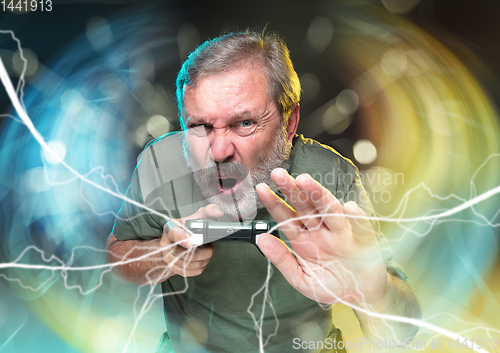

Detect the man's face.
xmin=181 ymin=63 xmax=292 ymax=217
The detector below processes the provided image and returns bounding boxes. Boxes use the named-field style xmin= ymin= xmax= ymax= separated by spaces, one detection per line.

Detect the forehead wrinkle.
xmin=229 ymin=110 xmax=257 ymax=120
xmin=183 ymin=64 xmax=279 ymax=128
xmin=185 ymin=115 xmax=203 ymax=125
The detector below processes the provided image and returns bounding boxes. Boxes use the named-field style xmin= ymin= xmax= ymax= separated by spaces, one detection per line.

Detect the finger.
xmin=165 ymin=204 xmax=225 ymax=249
xmin=295 ymin=173 xmax=349 ymax=233
xmin=257 ymin=233 xmax=302 ymax=289
xmin=161 ymin=226 xmax=214 ymax=258
xmin=170 ymin=259 xmax=210 ymax=277
xmin=168 ymin=243 xmax=214 ymax=260
xmin=183 ymin=204 xmax=225 ymax=248
xmin=192 ymin=204 xmax=225 ymax=220
xmin=166 ymin=254 xmax=210 ymax=269
xmin=256 ymin=182 xmax=305 ymax=239
xmin=179 ymin=265 xmax=208 ymax=277
xmin=162 ymin=246 xmax=213 ymax=276
xmin=164 ymin=222 xmax=193 ymax=249
xmin=271 ymin=168 xmax=321 ymax=230
xmin=343 ymin=201 xmax=375 ymax=244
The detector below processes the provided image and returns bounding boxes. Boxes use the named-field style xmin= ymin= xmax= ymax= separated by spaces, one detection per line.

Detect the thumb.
xmin=192 ymin=204 xmax=225 ymax=220
xmin=257 ymin=234 xmax=301 ymax=287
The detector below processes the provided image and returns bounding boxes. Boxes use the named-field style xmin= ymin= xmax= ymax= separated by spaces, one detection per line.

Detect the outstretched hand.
xmin=256 ymin=168 xmax=391 ymax=307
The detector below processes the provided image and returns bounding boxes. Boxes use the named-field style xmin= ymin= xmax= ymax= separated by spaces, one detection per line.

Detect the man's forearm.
xmin=106 ymin=234 xmax=172 ymax=285
xmin=354 ymin=274 xmax=421 ymax=343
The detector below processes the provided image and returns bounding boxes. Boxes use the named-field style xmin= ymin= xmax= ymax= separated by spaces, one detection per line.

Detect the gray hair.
xmin=176 ymin=30 xmax=301 ymax=129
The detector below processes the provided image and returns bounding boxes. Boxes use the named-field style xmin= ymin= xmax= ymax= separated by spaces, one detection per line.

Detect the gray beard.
xmin=182 ymin=129 xmax=292 ymax=216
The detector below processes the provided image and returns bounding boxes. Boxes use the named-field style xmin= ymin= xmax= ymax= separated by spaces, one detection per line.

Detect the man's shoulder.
xmin=135 ymin=131 xmax=191 ymax=198
xmin=139 ymin=131 xmax=183 ymax=162
xmin=136 ymin=132 xmax=186 ymax=171
xmin=290 ymin=134 xmax=358 ymax=175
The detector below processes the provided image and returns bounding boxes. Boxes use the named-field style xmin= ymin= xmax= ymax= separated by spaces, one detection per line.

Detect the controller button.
xmin=190 ymin=221 xmax=205 ymax=229
xmin=191 ymin=234 xmax=204 ymax=246
xmin=255 ymin=222 xmax=268 ymax=231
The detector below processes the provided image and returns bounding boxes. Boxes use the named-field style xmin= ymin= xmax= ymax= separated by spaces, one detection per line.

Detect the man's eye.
xmin=190 ymin=123 xmax=212 ymax=129
xmin=189 ymin=123 xmax=212 ymax=136
xmin=232 ymin=120 xmax=257 ymax=136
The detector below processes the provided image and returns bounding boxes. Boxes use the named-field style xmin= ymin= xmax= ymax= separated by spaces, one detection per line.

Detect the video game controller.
xmin=185 ymin=219 xmax=279 ymax=247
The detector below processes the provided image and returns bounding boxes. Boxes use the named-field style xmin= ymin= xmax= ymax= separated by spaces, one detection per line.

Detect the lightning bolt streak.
xmin=247 ymin=260 xmax=279 ymax=353
xmin=0 ymin=323 xmax=26 ymax=351
xmin=364 ymin=183 xmax=500 ymax=224
xmin=0 ymin=30 xmax=27 ymax=108
xmin=0 ymin=52 xmax=173 ymax=228
xmin=6 ymin=218 xmax=494 ymax=352
xmin=268 ymin=230 xmax=495 ymax=353
xmin=258 ymin=178 xmax=500 ymax=233
xmin=1 ymin=28 xmax=499 ymax=353
xmin=0 ymin=35 xmax=274 ymax=351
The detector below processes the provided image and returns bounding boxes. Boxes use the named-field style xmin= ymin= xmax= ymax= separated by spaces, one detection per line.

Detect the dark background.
xmin=2 ymin=0 xmax=500 ymax=156
xmin=1 ymin=1 xmax=500 ymax=352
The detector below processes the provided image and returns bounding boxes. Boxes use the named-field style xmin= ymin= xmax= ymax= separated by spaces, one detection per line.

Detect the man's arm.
xmin=354 ymin=273 xmax=421 ymax=342
xmin=106 ymin=234 xmax=169 ymax=285
xmin=106 ymin=204 xmax=223 ymax=285
xmin=256 ymin=168 xmax=421 ymax=343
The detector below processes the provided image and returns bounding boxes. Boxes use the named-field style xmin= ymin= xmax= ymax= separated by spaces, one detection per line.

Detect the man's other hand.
xmin=106 ymin=204 xmax=224 ymax=285
xmin=161 ymin=204 xmax=224 ymax=277
xmin=255 ymin=168 xmax=389 ymax=306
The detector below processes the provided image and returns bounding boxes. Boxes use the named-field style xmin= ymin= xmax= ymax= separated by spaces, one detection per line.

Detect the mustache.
xmin=200 ymin=160 xmax=250 ymax=182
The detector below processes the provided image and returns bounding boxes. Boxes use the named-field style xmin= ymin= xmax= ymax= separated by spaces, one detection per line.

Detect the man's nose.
xmin=209 ymin=129 xmax=235 ymax=163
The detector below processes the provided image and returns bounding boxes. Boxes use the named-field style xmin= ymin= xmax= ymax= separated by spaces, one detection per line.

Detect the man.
xmin=106 ymin=30 xmax=421 ymax=352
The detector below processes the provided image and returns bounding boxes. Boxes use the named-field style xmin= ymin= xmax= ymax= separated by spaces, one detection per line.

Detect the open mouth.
xmin=218 ymin=177 xmax=238 ymax=193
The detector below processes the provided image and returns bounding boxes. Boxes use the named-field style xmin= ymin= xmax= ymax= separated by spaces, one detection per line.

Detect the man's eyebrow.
xmin=185 ymin=111 xmax=259 ymax=125
xmin=230 ymin=111 xmax=258 ymax=120
xmin=185 ymin=116 xmax=206 ymax=124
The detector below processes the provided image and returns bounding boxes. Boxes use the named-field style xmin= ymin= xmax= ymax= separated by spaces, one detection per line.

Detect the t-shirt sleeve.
xmin=111 ymin=163 xmax=165 ymax=241
xmin=345 ymin=171 xmax=408 ymax=281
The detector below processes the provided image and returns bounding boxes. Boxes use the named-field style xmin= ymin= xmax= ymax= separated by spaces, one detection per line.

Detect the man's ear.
xmin=286 ymin=104 xmax=300 ymax=142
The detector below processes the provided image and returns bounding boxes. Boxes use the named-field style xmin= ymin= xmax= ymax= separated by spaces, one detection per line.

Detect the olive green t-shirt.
xmin=112 ymin=133 xmax=407 ymax=353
